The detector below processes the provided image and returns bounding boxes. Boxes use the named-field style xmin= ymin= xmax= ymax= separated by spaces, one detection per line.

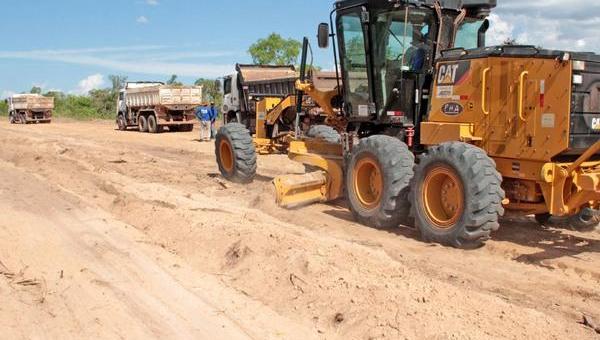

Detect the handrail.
xmin=518 ymin=71 xmax=529 ymax=122
xmin=481 ymin=67 xmax=491 ymax=115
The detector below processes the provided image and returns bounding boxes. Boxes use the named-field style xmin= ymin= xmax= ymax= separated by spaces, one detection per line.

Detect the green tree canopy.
xmin=166 ymin=74 xmax=183 ymax=86
xmin=248 ymin=33 xmax=302 ymax=65
xmin=194 ymin=78 xmax=223 ymax=106
xmin=30 ymin=86 xmax=42 ymax=94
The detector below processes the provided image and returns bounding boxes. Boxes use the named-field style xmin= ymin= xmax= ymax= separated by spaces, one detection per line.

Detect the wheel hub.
xmin=219 ymin=139 xmax=234 ymax=173
xmin=422 ymin=165 xmax=464 ymax=229
xmin=354 ymin=157 xmax=383 ymax=210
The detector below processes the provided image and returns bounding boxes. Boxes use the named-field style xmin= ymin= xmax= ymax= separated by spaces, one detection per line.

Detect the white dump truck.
xmin=116 ymin=82 xmax=203 ymax=133
xmin=7 ymin=94 xmax=54 ymax=124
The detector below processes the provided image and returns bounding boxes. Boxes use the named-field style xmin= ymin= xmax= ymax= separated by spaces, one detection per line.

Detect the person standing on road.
xmin=209 ymin=102 xmax=218 ymax=140
xmin=195 ymin=105 xmax=212 ymax=142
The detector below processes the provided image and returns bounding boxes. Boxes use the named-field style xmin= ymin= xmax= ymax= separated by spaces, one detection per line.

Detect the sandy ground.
xmin=1 ymin=119 xmax=599 ymax=339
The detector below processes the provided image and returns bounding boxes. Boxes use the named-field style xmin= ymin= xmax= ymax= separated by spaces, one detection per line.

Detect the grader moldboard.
xmin=216 ymin=0 xmax=600 ymax=248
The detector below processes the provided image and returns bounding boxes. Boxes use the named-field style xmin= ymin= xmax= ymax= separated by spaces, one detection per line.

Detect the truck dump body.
xmin=10 ymin=94 xmax=54 ymax=111
xmin=125 ymin=85 xmax=203 ymax=110
xmin=237 ymin=64 xmax=297 ymax=98
xmin=8 ymin=94 xmax=54 ymax=124
xmin=117 ymin=83 xmax=201 ymax=133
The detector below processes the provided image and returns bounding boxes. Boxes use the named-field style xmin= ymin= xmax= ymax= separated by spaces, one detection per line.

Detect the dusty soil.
xmin=1 ymin=119 xmax=599 ymax=339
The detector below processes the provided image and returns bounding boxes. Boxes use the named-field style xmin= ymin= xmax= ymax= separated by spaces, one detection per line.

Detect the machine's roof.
xmin=335 ymin=0 xmax=496 ymax=11
xmin=438 ymin=45 xmax=600 ymax=63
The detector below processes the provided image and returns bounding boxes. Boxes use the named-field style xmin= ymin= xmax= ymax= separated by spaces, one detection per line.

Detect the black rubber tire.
xmin=117 ymin=114 xmax=127 ymax=131
xmin=9 ymin=113 xmax=15 ymax=124
xmin=534 ymin=213 xmax=551 ymax=226
xmin=215 ymin=123 xmax=257 ymax=183
xmin=138 ymin=115 xmax=149 ymax=133
xmin=346 ymin=135 xmax=414 ymax=229
xmin=20 ymin=113 xmax=27 ymax=124
xmin=568 ymin=209 xmax=600 ymax=232
xmin=148 ymin=115 xmax=161 ymax=133
xmin=411 ymin=142 xmax=505 ymax=248
xmin=304 ymin=125 xmax=342 ymax=173
xmin=306 ymin=125 xmax=341 ymax=143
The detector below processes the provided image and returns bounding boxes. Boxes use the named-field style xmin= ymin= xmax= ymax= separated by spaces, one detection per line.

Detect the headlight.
xmin=573 ymin=60 xmax=586 ymax=71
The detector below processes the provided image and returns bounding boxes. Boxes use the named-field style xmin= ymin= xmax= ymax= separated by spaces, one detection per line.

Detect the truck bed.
xmin=126 ymin=86 xmax=203 ymax=109
xmin=10 ymin=95 xmax=54 ymax=111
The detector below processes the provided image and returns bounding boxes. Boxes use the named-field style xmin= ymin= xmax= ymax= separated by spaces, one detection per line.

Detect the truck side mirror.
xmin=317 ymin=23 xmax=330 ymax=49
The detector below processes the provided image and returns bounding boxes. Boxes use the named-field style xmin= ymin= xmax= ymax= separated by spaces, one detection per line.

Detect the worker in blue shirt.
xmin=195 ymin=105 xmax=212 ymax=141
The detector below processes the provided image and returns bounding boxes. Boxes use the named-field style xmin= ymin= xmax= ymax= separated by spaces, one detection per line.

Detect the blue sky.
xmin=1 ymin=0 xmax=599 ymax=97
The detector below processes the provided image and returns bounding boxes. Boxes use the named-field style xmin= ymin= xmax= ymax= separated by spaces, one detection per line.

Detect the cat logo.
xmin=592 ymin=117 xmax=600 ymax=130
xmin=438 ymin=64 xmax=459 ymax=84
xmin=437 ymin=61 xmax=471 ymax=85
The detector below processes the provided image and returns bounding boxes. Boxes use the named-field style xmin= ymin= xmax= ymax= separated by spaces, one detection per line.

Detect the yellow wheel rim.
xmin=219 ymin=139 xmax=234 ymax=173
xmin=353 ymin=157 xmax=383 ymax=210
xmin=422 ymin=165 xmax=464 ymax=229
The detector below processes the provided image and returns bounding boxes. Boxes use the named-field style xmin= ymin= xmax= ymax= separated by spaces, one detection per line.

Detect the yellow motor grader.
xmin=216 ymin=0 xmax=600 ymax=248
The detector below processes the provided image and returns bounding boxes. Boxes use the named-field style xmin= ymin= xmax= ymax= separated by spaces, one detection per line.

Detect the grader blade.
xmin=274 ymin=139 xmax=345 ymax=209
xmin=274 ymin=172 xmax=329 ymax=208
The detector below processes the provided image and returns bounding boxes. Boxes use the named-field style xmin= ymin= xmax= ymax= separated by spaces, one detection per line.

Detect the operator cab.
xmin=319 ymin=0 xmax=495 ymax=138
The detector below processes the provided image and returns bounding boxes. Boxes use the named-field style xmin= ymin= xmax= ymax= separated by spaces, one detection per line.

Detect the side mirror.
xmin=317 ymin=23 xmax=330 ymax=49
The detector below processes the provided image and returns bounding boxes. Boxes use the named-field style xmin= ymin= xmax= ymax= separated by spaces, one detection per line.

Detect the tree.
xmin=166 ymin=74 xmax=183 ymax=86
xmin=30 ymin=86 xmax=42 ymax=94
xmin=0 ymin=99 xmax=7 ymax=117
xmin=248 ymin=33 xmax=302 ymax=65
xmin=194 ymin=78 xmax=223 ymax=106
xmin=108 ymin=75 xmax=128 ymax=93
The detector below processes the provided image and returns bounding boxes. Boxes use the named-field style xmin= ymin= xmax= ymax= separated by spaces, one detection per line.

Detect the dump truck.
xmin=7 ymin=94 xmax=54 ymax=124
xmin=222 ymin=64 xmax=298 ymax=132
xmin=116 ymin=82 xmax=202 ymax=133
xmin=216 ymin=0 xmax=600 ymax=248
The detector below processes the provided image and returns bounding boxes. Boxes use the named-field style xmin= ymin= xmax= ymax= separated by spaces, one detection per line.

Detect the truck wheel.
xmin=215 ymin=123 xmax=256 ymax=183
xmin=346 ymin=135 xmax=414 ymax=229
xmin=148 ymin=115 xmax=162 ymax=133
xmin=138 ymin=115 xmax=149 ymax=133
xmin=20 ymin=113 xmax=27 ymax=124
xmin=117 ymin=115 xmax=127 ymax=131
xmin=9 ymin=113 xmax=15 ymax=124
xmin=411 ymin=142 xmax=505 ymax=248
xmin=568 ymin=208 xmax=599 ymax=232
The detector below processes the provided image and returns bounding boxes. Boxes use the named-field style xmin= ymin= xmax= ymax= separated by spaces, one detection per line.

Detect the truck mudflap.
xmin=541 ymin=140 xmax=600 ymax=216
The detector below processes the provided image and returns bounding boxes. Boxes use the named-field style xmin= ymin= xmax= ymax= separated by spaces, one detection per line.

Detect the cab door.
xmin=337 ymin=8 xmax=374 ymax=120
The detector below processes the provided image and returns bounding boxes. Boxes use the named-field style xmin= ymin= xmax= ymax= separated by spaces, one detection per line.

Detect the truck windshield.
xmin=455 ymin=18 xmax=486 ymax=50
xmin=371 ymin=8 xmax=435 ymax=114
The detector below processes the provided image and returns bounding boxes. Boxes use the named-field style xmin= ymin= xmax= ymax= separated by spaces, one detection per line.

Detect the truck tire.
xmin=9 ymin=113 xmax=16 ymax=124
xmin=215 ymin=123 xmax=256 ymax=183
xmin=138 ymin=115 xmax=149 ymax=133
xmin=117 ymin=114 xmax=127 ymax=131
xmin=147 ymin=115 xmax=162 ymax=133
xmin=20 ymin=113 xmax=27 ymax=124
xmin=346 ymin=135 xmax=414 ymax=229
xmin=306 ymin=125 xmax=341 ymax=143
xmin=411 ymin=142 xmax=505 ymax=248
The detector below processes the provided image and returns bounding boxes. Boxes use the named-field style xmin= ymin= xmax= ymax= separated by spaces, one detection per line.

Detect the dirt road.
xmin=1 ymin=119 xmax=599 ymax=339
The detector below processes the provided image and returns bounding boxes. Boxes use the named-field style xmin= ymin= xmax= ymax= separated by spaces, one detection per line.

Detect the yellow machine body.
xmin=425 ymin=56 xmax=600 ymax=216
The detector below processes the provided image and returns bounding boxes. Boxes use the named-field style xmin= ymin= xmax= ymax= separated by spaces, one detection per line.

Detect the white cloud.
xmin=73 ymin=74 xmax=105 ymax=95
xmin=487 ymin=14 xmax=514 ymax=45
xmin=0 ymin=46 xmax=235 ymax=78
xmin=146 ymin=0 xmax=159 ymax=5
xmin=491 ymin=2 xmax=600 ymax=52
xmin=136 ymin=16 xmax=149 ymax=24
